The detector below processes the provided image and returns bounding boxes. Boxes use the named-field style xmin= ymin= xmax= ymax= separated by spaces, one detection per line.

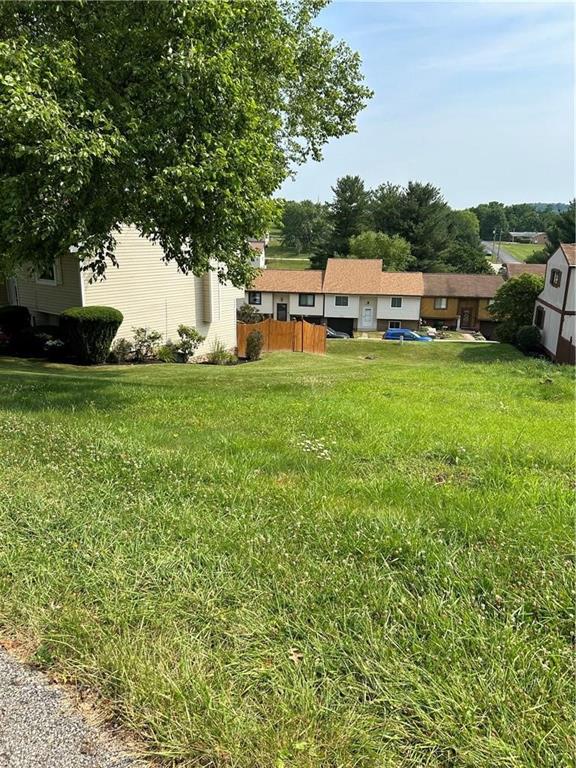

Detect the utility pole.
xmin=496 ymin=228 xmax=502 ymax=261
xmin=492 ymin=228 xmax=496 ymax=262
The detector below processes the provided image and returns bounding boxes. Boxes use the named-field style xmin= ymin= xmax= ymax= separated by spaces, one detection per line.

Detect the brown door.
xmin=460 ymin=307 xmax=473 ymax=328
xmin=276 ymin=303 xmax=288 ymax=321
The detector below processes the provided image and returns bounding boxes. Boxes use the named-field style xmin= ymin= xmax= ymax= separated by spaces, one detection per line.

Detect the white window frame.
xmin=434 ymin=297 xmax=448 ymax=310
xmin=391 ymin=297 xmax=402 ymax=308
xmin=335 ymin=295 xmax=348 ymax=307
xmin=35 ymin=258 xmax=61 ymax=286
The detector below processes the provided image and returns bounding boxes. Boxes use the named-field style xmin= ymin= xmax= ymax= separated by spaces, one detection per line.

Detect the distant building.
xmin=502 ymin=263 xmax=547 ymax=280
xmin=248 ymin=239 xmax=266 ymax=269
xmin=507 ymin=232 xmax=547 ymax=244
xmin=533 ymin=243 xmax=575 ymax=364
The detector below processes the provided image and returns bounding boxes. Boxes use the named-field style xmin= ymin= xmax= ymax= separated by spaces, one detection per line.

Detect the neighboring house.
xmin=419 ymin=274 xmax=504 ymax=336
xmin=4 ymin=225 xmax=244 ymax=355
xmin=246 ymin=259 xmax=503 ymax=336
xmin=248 ymin=239 xmax=266 ymax=269
xmin=508 ymin=232 xmax=547 ymax=244
xmin=533 ymin=243 xmax=576 ymax=364
xmin=502 ymin=263 xmax=547 ymax=280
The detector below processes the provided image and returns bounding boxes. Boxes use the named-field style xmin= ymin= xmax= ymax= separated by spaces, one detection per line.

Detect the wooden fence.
xmin=237 ymin=318 xmax=326 ymax=358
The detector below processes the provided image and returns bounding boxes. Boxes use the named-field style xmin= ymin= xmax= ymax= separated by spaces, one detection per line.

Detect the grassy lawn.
xmin=501 ymin=242 xmax=545 ymax=261
xmin=265 ymin=257 xmax=310 ymax=271
xmin=266 ymin=226 xmax=312 ymax=267
xmin=0 ymin=343 xmax=573 ymax=767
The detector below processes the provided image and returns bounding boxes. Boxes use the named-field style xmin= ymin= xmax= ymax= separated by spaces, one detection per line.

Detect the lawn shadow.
xmin=456 ymin=344 xmax=522 ymax=364
xmin=0 ymin=357 xmax=132 ymax=414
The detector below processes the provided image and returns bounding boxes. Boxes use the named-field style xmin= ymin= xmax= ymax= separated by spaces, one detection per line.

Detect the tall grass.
xmin=0 ymin=342 xmax=573 ymax=766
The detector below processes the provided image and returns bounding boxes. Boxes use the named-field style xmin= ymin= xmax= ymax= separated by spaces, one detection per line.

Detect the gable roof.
xmin=250 ymin=269 xmax=324 ymax=294
xmin=380 ymin=272 xmax=424 ymax=296
xmin=560 ymin=243 xmax=576 ymax=266
xmin=323 ymin=258 xmax=383 ymax=294
xmin=422 ymin=273 xmax=504 ymax=298
xmin=505 ymin=263 xmax=546 ymax=279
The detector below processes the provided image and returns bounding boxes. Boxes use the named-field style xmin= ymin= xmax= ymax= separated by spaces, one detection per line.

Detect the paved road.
xmin=0 ymin=649 xmax=146 ymax=768
xmin=481 ymin=240 xmax=520 ymax=264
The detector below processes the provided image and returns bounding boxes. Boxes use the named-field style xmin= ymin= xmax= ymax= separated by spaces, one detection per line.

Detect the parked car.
xmin=383 ymin=328 xmax=433 ymax=342
xmin=326 ymin=327 xmax=350 ymax=339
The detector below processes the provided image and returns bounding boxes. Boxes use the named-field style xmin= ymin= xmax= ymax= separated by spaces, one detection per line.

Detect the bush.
xmin=237 ymin=303 xmax=262 ymax=324
xmin=206 ymin=339 xmax=235 ymax=365
xmin=176 ymin=324 xmax=204 ymax=361
xmin=61 ymin=306 xmax=123 ymax=364
xmin=157 ymin=342 xmax=178 ymax=363
xmin=0 ymin=305 xmax=30 ymax=333
xmin=108 ymin=337 xmax=133 ymax=364
xmin=132 ymin=327 xmax=162 ymax=362
xmin=516 ymin=325 xmax=542 ymax=353
xmin=246 ymin=330 xmax=264 ymax=361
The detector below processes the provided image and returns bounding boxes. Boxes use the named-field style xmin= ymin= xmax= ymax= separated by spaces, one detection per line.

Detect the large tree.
xmin=545 ymin=200 xmax=576 ymax=255
xmin=281 ymin=200 xmax=330 ymax=254
xmin=395 ymin=182 xmax=450 ymax=271
xmin=311 ymin=175 xmax=369 ymax=268
xmin=471 ymin=202 xmax=509 ymax=241
xmin=489 ymin=273 xmax=545 ymax=343
xmin=349 ymin=231 xmax=413 ymax=271
xmin=0 ymin=1 xmax=371 ymax=283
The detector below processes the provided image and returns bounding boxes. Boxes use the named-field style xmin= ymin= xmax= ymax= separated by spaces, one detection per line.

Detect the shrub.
xmin=157 ymin=342 xmax=178 ymax=363
xmin=516 ymin=325 xmax=542 ymax=353
xmin=109 ymin=337 xmax=133 ymax=364
xmin=132 ymin=327 xmax=162 ymax=362
xmin=237 ymin=303 xmax=262 ymax=324
xmin=176 ymin=324 xmax=204 ymax=361
xmin=246 ymin=330 xmax=264 ymax=361
xmin=206 ymin=339 xmax=235 ymax=365
xmin=0 ymin=305 xmax=30 ymax=334
xmin=60 ymin=306 xmax=123 ymax=364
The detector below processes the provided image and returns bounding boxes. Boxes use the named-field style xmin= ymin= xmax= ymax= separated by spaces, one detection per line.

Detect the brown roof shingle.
xmin=422 ymin=273 xmax=504 ymax=298
xmin=505 ymin=263 xmax=547 ymax=278
xmin=560 ymin=243 xmax=576 ymax=266
xmin=250 ymin=269 xmax=324 ymax=293
xmin=380 ymin=272 xmax=424 ymax=296
xmin=323 ymin=258 xmax=383 ymax=294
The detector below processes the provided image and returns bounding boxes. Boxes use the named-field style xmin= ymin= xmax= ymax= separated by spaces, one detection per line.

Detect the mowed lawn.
xmin=0 ymin=342 xmax=573 ymax=767
xmin=501 ymin=242 xmax=545 ymax=261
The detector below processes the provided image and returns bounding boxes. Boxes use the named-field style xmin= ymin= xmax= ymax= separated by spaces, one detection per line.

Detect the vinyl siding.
xmin=539 ymin=249 xmax=567 ymax=309
xmin=376 ymin=295 xmax=421 ymax=321
xmin=535 ymin=300 xmax=561 ymax=357
xmin=14 ymin=254 xmax=83 ymax=320
xmin=83 ymin=226 xmax=242 ymax=355
xmin=324 ymin=294 xmax=360 ymax=319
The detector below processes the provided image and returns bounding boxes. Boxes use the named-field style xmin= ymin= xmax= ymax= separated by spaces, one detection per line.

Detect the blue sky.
xmin=279 ymin=1 xmax=574 ymax=208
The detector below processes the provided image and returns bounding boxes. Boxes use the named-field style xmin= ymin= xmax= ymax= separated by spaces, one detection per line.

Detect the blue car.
xmin=383 ymin=328 xmax=433 ymax=342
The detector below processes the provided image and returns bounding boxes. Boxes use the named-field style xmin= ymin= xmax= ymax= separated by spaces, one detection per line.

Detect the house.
xmin=533 ymin=243 xmax=576 ymax=364
xmin=246 ymin=259 xmax=424 ymax=336
xmin=3 ymin=225 xmax=244 ymax=355
xmin=420 ymin=273 xmax=505 ymax=336
xmin=508 ymin=232 xmax=548 ymax=244
xmin=248 ymin=239 xmax=266 ymax=269
xmin=502 ymin=263 xmax=547 ymax=280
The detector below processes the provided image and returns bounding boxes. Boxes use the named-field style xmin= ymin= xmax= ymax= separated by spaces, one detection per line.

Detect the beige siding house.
xmin=6 ymin=225 xmax=243 ymax=356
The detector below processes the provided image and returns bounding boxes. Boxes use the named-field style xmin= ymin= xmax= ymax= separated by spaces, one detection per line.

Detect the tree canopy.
xmin=349 ymin=231 xmax=413 ymax=271
xmin=0 ymin=0 xmax=371 ymax=283
xmin=489 ymin=274 xmax=545 ymax=343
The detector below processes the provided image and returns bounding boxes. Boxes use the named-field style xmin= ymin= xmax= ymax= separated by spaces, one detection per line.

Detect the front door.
xmin=277 ymin=303 xmax=288 ymax=321
xmin=361 ymin=305 xmax=373 ymax=329
xmin=460 ymin=307 xmax=473 ymax=328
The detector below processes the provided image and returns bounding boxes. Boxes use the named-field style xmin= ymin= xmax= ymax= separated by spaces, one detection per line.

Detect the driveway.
xmin=482 ymin=240 xmax=520 ymax=264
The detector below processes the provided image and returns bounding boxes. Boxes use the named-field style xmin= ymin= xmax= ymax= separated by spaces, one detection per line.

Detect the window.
xmin=391 ymin=297 xmax=402 ymax=308
xmin=248 ymin=291 xmax=261 ymax=305
xmin=434 ymin=297 xmax=448 ymax=310
xmin=36 ymin=260 xmax=58 ymax=285
xmin=389 ymin=320 xmax=401 ymax=329
xmin=535 ymin=305 xmax=545 ymax=329
xmin=335 ymin=295 xmax=348 ymax=307
xmin=299 ymin=294 xmax=315 ymax=307
xmin=550 ymin=269 xmax=562 ymax=288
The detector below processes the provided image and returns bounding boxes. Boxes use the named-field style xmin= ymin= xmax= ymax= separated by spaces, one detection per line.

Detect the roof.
xmin=508 ymin=231 xmax=546 ymax=237
xmin=505 ymin=263 xmax=547 ymax=278
xmin=250 ymin=269 xmax=324 ymax=294
xmin=380 ymin=272 xmax=424 ymax=296
xmin=323 ymin=258 xmax=383 ymax=294
xmin=422 ymin=273 xmax=504 ymax=298
xmin=560 ymin=243 xmax=576 ymax=266
xmin=248 ymin=240 xmax=266 ymax=253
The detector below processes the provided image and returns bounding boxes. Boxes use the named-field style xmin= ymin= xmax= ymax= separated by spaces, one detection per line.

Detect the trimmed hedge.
xmin=246 ymin=330 xmax=264 ymax=361
xmin=516 ymin=325 xmax=542 ymax=354
xmin=0 ymin=305 xmax=30 ymax=333
xmin=60 ymin=306 xmax=123 ymax=364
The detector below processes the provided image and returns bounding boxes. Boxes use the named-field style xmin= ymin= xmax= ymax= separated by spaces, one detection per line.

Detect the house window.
xmin=391 ymin=297 xmax=402 ymax=308
xmin=299 ymin=294 xmax=315 ymax=307
xmin=389 ymin=320 xmax=401 ymax=329
xmin=535 ymin=305 xmax=545 ymax=329
xmin=434 ymin=297 xmax=448 ymax=310
xmin=248 ymin=291 xmax=261 ymax=305
xmin=335 ymin=296 xmax=348 ymax=307
xmin=550 ymin=269 xmax=562 ymax=288
xmin=36 ymin=260 xmax=58 ymax=285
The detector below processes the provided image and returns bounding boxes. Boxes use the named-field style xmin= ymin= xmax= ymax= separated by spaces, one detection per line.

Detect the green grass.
xmin=0 ymin=343 xmax=573 ymax=767
xmin=266 ymin=226 xmax=312 ymax=264
xmin=501 ymin=242 xmax=545 ymax=261
xmin=265 ymin=257 xmax=310 ymax=270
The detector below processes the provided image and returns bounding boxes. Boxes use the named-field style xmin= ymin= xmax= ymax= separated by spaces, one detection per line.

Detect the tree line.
xmin=280 ymin=176 xmax=575 ymax=273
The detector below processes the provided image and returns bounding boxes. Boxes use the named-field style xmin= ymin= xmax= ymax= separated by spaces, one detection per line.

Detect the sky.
xmin=279 ymin=1 xmax=575 ymax=209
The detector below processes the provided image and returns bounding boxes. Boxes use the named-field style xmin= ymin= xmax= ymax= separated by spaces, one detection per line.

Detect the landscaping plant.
xmin=175 ymin=324 xmax=204 ymax=362
xmin=206 ymin=339 xmax=235 ymax=365
xmin=516 ymin=324 xmax=542 ymax=354
xmin=60 ymin=306 xmax=123 ymax=364
xmin=237 ymin=303 xmax=262 ymax=325
xmin=245 ymin=330 xmax=264 ymax=361
xmin=132 ymin=327 xmax=162 ymax=363
xmin=108 ymin=338 xmax=133 ymax=364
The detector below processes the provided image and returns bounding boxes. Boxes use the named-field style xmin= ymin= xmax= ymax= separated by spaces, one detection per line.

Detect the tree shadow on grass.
xmin=0 ymin=357 xmax=132 ymax=414
xmin=456 ymin=344 xmax=523 ymax=364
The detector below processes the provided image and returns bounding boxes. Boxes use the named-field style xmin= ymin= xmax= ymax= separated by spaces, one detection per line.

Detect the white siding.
xmin=288 ymin=293 xmax=324 ymax=317
xmin=377 ymin=295 xmax=421 ymax=320
xmin=565 ymin=268 xmax=575 ymax=313
xmin=536 ymin=300 xmax=561 ymax=356
xmin=539 ymin=249 xmax=567 ymax=309
xmin=83 ymin=226 xmax=242 ymax=355
xmin=14 ymin=254 xmax=83 ymax=322
xmin=324 ymin=294 xmax=360 ymax=318
xmin=560 ymin=313 xmax=575 ymax=343
xmin=246 ymin=291 xmax=274 ymax=315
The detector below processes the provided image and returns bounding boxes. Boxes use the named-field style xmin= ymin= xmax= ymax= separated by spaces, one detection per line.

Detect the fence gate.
xmin=237 ymin=318 xmax=326 ymax=358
